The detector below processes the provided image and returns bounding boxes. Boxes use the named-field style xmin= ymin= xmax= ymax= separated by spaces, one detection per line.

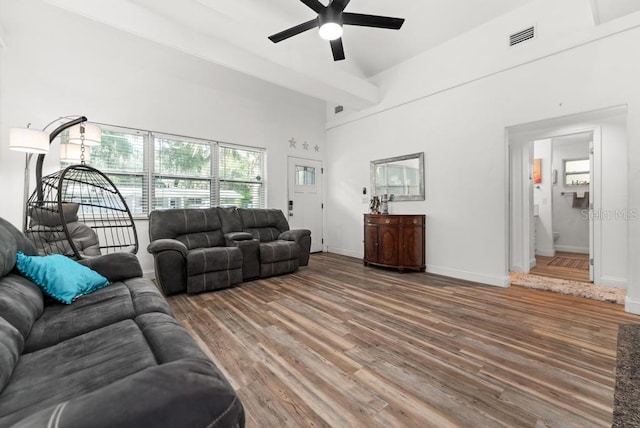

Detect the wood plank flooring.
xmin=531 ymin=252 xmax=590 ymax=282
xmin=167 ymin=253 xmax=639 ymax=427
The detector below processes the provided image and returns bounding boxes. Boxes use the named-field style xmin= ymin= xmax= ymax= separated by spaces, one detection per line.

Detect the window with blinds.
xmin=61 ymin=125 xmax=147 ymax=216
xmin=219 ymin=145 xmax=265 ymax=208
xmin=153 ymin=134 xmax=214 ymax=210
xmin=60 ymin=124 xmax=266 ymax=216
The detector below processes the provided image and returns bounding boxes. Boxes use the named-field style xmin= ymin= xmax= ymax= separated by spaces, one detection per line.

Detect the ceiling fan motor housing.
xmin=319 ymin=7 xmax=344 ymax=28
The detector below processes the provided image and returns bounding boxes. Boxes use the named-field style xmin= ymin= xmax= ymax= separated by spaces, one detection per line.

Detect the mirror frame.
xmin=370 ymin=152 xmax=425 ymax=202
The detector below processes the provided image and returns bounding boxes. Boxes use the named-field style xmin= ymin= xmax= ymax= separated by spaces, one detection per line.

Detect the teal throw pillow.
xmin=15 ymin=251 xmax=109 ymax=304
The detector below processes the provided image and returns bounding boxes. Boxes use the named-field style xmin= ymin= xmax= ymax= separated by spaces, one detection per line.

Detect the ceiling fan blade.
xmin=343 ymin=13 xmax=405 ymax=30
xmin=300 ymin=0 xmax=324 ymax=13
xmin=268 ymin=18 xmax=319 ymax=43
xmin=330 ymin=38 xmax=345 ymax=61
xmin=329 ymin=0 xmax=351 ymax=12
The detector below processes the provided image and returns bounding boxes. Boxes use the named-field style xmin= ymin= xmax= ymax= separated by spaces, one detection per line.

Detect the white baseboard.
xmin=598 ymin=276 xmax=627 ymax=289
xmin=535 ymin=248 xmax=556 ymax=257
xmin=530 ymin=258 xmax=536 ymax=269
xmin=510 ymin=264 xmax=527 ymax=274
xmin=426 ymin=265 xmax=510 ymax=288
xmin=143 ymin=269 xmax=156 ymax=280
xmin=625 ymin=296 xmax=640 ymax=315
xmin=327 ymin=247 xmax=362 ymax=259
xmin=554 ymin=245 xmax=588 ymax=254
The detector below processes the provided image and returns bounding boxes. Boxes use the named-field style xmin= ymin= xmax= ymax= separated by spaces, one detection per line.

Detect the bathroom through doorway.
xmin=530 ymin=132 xmax=593 ymax=282
xmin=508 ymin=105 xmax=629 ymax=294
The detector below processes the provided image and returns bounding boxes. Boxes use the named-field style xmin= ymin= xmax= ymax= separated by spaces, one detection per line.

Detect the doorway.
xmin=287 ymin=157 xmax=324 ymax=253
xmin=507 ymin=106 xmax=629 ymax=290
xmin=530 ymin=133 xmax=593 ymax=282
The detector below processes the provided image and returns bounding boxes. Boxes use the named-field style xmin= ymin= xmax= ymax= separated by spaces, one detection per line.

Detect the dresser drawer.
xmin=400 ymin=216 xmax=425 ymax=225
xmin=365 ymin=215 xmax=399 ymax=225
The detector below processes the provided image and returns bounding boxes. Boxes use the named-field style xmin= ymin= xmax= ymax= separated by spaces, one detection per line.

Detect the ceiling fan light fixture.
xmin=319 ymin=22 xmax=343 ymax=40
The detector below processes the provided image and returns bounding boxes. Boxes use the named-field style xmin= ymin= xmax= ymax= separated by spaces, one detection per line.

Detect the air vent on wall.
xmin=510 ymin=26 xmax=535 ymax=46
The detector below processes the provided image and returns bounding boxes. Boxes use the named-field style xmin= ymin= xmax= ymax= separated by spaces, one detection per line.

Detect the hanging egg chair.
xmin=23 ymin=116 xmax=138 ymax=259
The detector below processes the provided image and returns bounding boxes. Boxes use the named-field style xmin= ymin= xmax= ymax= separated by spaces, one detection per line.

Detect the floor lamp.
xmin=9 ymin=116 xmax=101 ymax=230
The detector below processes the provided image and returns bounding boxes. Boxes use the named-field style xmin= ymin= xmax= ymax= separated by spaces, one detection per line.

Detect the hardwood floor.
xmin=167 ymin=253 xmax=639 ymax=427
xmin=531 ymin=252 xmax=590 ymax=282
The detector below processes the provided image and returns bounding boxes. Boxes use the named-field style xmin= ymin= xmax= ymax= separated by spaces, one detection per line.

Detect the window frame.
xmin=60 ymin=122 xmax=267 ymax=218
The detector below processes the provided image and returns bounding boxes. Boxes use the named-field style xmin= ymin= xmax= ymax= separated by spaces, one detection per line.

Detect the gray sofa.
xmin=148 ymin=207 xmax=311 ymax=295
xmin=0 ymin=217 xmax=244 ymax=427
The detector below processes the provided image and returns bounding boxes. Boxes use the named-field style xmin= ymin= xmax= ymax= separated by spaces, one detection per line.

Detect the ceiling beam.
xmin=42 ymin=0 xmax=379 ymax=109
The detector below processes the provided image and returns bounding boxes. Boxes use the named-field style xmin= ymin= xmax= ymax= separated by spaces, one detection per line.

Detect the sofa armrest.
xmin=224 ymin=232 xmax=254 ymax=242
xmin=147 ymin=239 xmax=188 ymax=258
xmin=279 ymin=229 xmax=312 ymax=267
xmin=78 ymin=252 xmax=143 ymax=282
xmin=279 ymin=229 xmax=311 ymax=242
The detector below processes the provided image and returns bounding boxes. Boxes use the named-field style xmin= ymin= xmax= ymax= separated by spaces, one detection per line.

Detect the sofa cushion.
xmin=0 ymin=318 xmax=22 ymax=394
xmin=0 ymin=217 xmax=38 ymax=269
xmin=11 ymin=360 xmax=245 ymax=428
xmin=149 ymin=209 xmax=225 ymax=250
xmin=24 ymin=278 xmax=173 ymax=353
xmin=186 ymin=247 xmax=243 ymax=276
xmin=0 ymin=226 xmax=17 ymax=278
xmin=0 ymin=319 xmax=157 ymax=426
xmin=0 ymin=273 xmax=44 ymax=392
xmin=0 ymin=274 xmax=43 ymax=341
xmin=1 ymin=310 xmax=244 ymax=428
xmin=15 ymin=252 xmax=109 ymax=304
xmin=218 ymin=206 xmax=243 ymax=234
xmin=259 ymin=241 xmax=300 ymax=263
xmin=238 ymin=208 xmax=290 ymax=242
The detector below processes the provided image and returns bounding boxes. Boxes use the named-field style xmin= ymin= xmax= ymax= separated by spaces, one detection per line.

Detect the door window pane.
xmin=295 ymin=166 xmax=315 ymax=186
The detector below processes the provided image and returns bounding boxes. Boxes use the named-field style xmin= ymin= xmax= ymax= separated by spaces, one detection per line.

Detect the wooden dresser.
xmin=363 ymin=214 xmax=425 ymax=273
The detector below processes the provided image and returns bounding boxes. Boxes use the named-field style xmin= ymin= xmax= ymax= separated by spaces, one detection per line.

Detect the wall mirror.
xmin=370 ymin=152 xmax=425 ymax=201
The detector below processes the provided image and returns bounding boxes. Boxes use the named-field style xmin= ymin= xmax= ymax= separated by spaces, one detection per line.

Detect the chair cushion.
xmin=186 ymin=247 xmax=243 ymax=276
xmin=259 ymin=241 xmax=300 ymax=263
xmin=15 ymin=252 xmax=109 ymax=305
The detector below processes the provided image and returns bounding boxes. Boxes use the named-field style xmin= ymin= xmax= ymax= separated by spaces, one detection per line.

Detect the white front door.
xmin=287 ymin=157 xmax=323 ymax=253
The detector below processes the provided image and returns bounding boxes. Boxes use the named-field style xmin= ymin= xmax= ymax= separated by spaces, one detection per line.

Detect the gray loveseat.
xmin=0 ymin=217 xmax=244 ymax=427
xmin=148 ymin=207 xmax=311 ymax=295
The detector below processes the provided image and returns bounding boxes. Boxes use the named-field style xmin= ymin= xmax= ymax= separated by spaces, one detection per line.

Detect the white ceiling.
xmin=44 ymin=0 xmax=540 ymax=108
xmin=130 ymin=0 xmax=536 ymax=78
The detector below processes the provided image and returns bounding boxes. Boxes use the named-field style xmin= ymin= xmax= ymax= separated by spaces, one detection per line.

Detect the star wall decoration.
xmin=288 ymin=138 xmax=297 ymax=148
xmin=314 ymin=145 xmax=320 ymax=152
xmin=302 ymin=141 xmax=309 ymax=151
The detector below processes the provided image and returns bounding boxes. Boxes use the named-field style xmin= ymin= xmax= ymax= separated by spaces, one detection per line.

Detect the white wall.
xmin=0 ymin=0 xmax=326 ymax=276
xmin=534 ymin=139 xmax=554 ymax=257
xmin=598 ymin=114 xmax=630 ymax=288
xmin=325 ymin=0 xmax=640 ymax=313
xmin=551 ymin=136 xmax=590 ymax=253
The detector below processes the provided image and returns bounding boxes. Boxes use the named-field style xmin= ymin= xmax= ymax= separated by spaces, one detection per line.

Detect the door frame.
xmin=287 ymin=156 xmax=325 ymax=252
xmin=505 ymin=106 xmax=629 ymax=285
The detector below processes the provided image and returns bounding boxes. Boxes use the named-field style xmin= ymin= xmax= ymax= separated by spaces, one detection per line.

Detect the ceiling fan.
xmin=268 ymin=0 xmax=405 ymax=61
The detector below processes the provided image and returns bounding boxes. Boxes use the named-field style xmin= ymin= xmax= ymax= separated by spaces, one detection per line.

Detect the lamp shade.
xmin=60 ymin=143 xmax=90 ymax=163
xmin=9 ymin=128 xmax=50 ymax=154
xmin=68 ymin=123 xmax=101 ymax=146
